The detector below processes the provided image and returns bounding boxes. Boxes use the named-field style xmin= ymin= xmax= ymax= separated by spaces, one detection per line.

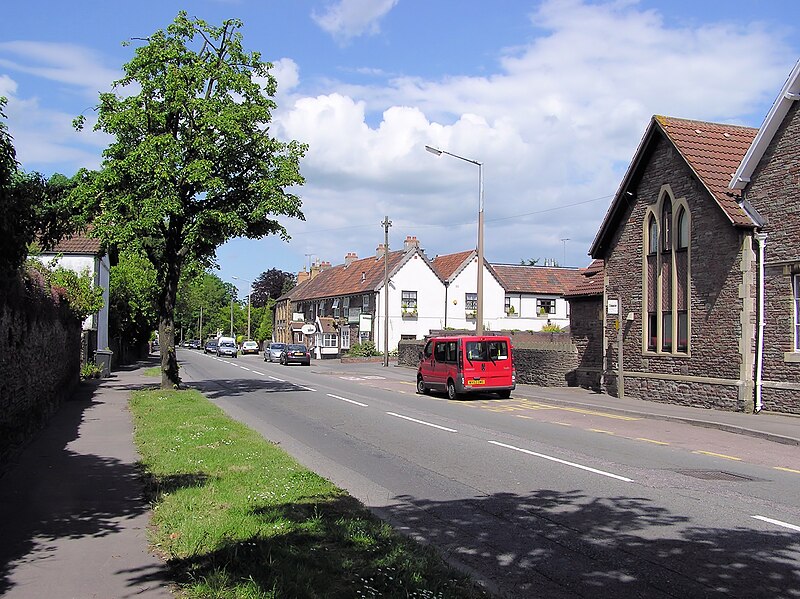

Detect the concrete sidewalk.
xmin=0 ymin=359 xmax=172 ymax=598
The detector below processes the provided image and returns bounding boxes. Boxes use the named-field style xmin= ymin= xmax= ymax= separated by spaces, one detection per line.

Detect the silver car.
xmin=265 ymin=342 xmax=286 ymax=362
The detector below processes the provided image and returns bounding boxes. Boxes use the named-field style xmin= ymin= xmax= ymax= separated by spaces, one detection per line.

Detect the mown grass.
xmin=130 ymin=388 xmax=491 ymax=599
xmin=143 ymin=366 xmax=161 ymax=377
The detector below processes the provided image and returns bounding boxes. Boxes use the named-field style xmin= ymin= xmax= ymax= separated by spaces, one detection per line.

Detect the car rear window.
xmin=271 ymin=344 xmax=286 ymax=349
xmin=288 ymin=344 xmax=306 ymax=351
xmin=464 ymin=340 xmax=509 ymax=361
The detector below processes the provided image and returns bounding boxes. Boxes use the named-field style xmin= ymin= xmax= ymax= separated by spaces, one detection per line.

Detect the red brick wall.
xmin=602 ymin=134 xmax=749 ymax=410
xmin=744 ymin=101 xmax=800 ymax=413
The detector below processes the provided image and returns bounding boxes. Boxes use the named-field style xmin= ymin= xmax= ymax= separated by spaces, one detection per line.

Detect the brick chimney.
xmin=376 ymin=243 xmax=386 ymax=259
xmin=310 ymin=260 xmax=320 ymax=279
xmin=404 ymin=235 xmax=420 ymax=252
xmin=319 ymin=261 xmax=332 ymax=271
xmin=297 ymin=269 xmax=309 ymax=285
xmin=344 ymin=252 xmax=358 ymax=266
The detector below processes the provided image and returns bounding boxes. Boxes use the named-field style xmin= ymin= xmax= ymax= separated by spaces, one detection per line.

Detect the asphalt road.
xmin=178 ymin=349 xmax=800 ymax=598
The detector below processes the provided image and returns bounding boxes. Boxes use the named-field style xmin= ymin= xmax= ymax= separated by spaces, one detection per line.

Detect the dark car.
xmin=204 ymin=340 xmax=218 ymax=354
xmin=264 ymin=342 xmax=286 ymax=362
xmin=280 ymin=344 xmax=311 ymax=366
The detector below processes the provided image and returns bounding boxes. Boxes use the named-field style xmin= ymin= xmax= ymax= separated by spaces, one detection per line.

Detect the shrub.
xmin=81 ymin=362 xmax=102 ymax=379
xmin=347 ymin=341 xmax=381 ymax=357
xmin=541 ymin=323 xmax=564 ymax=333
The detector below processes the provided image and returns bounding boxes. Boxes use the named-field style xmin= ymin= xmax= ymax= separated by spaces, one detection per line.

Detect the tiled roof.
xmin=290 ymin=250 xmax=408 ymax=301
xmin=564 ymin=259 xmax=604 ymax=298
xmin=654 ymin=115 xmax=757 ymax=226
xmin=43 ymin=231 xmax=102 ymax=255
xmin=317 ymin=317 xmax=337 ymax=334
xmin=430 ymin=250 xmax=474 ymax=281
xmin=490 ymin=264 xmax=583 ymax=295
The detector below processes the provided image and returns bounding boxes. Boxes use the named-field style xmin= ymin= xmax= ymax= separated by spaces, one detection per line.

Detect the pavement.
xmin=0 ymin=356 xmax=798 ymax=598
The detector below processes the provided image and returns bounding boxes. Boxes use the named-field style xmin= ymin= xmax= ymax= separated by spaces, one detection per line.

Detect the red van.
xmin=416 ymin=335 xmax=516 ymax=399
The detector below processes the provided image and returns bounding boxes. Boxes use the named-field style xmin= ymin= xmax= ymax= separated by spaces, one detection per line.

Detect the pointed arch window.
xmin=644 ymin=194 xmax=690 ymax=354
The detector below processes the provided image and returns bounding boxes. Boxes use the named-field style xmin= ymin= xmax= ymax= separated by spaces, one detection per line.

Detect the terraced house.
xmin=585 ymin=59 xmax=800 ymax=414
xmin=273 ymin=236 xmax=581 ymax=357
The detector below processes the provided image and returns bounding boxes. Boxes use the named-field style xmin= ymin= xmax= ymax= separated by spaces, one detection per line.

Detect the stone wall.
xmin=0 ymin=281 xmax=81 ymax=465
xmin=745 ymin=101 xmax=800 ymax=414
xmin=568 ymin=297 xmax=603 ymax=390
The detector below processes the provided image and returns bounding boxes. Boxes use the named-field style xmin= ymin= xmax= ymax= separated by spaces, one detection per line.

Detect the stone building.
xmin=582 ymin=60 xmax=800 ymax=414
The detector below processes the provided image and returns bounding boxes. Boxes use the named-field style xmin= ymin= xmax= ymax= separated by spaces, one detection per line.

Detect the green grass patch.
xmin=130 ymin=388 xmax=491 ymax=599
xmin=143 ymin=367 xmax=161 ymax=378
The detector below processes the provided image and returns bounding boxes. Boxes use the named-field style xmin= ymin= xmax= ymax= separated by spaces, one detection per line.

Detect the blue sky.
xmin=2 ymin=0 xmax=799 ymax=299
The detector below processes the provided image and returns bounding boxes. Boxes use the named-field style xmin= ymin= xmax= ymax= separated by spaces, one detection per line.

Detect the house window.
xmin=322 ymin=333 xmax=338 ymax=348
xmin=343 ymin=297 xmax=350 ymax=318
xmin=360 ymin=331 xmax=371 ymax=344
xmin=332 ymin=298 xmax=340 ymax=318
xmin=401 ymin=290 xmax=417 ymax=309
xmin=794 ymin=275 xmax=800 ymax=351
xmin=362 ymin=294 xmax=370 ymax=311
xmin=537 ymin=298 xmax=556 ymax=315
xmin=644 ymin=193 xmax=690 ymax=354
xmin=341 ymin=326 xmax=350 ymax=350
xmin=465 ymin=293 xmax=478 ymax=311
xmin=504 ymin=296 xmax=511 ymax=311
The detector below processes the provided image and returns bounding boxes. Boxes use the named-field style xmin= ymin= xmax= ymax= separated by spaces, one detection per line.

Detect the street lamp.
xmin=425 ymin=145 xmax=485 ymax=334
xmin=232 ymin=276 xmax=252 ymax=340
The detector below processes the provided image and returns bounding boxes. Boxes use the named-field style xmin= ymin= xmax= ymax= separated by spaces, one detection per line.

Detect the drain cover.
xmin=675 ymin=469 xmax=755 ymax=481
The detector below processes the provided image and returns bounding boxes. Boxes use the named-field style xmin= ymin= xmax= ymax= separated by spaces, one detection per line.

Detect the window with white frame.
xmin=341 ymin=326 xmax=351 ymax=350
xmin=537 ymin=298 xmax=556 ymax=315
xmin=465 ymin=293 xmax=478 ymax=311
xmin=332 ymin=298 xmax=340 ymax=318
xmin=343 ymin=296 xmax=350 ymax=318
xmin=362 ymin=294 xmax=370 ymax=310
xmin=322 ymin=333 xmax=338 ymax=348
xmin=794 ymin=275 xmax=800 ymax=351
xmin=402 ymin=290 xmax=417 ymax=310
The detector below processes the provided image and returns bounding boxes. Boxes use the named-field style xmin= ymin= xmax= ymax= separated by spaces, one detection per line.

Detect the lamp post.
xmin=232 ymin=276 xmax=252 ymax=340
xmin=425 ymin=145 xmax=485 ymax=334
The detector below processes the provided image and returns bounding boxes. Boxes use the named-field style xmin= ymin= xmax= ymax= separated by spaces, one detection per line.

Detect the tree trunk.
xmin=158 ymin=230 xmax=184 ymax=390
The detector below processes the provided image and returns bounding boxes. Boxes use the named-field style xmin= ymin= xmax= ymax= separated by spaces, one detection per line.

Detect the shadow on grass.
xmin=166 ymin=494 xmax=489 ymax=599
xmin=156 ymin=487 xmax=800 ymax=599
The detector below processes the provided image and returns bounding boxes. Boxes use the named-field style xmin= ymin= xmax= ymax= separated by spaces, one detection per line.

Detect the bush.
xmin=541 ymin=323 xmax=564 ymax=333
xmin=347 ymin=341 xmax=381 ymax=357
xmin=81 ymin=362 xmax=102 ymax=379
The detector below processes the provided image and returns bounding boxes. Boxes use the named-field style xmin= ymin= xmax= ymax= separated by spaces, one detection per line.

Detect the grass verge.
xmin=130 ymin=388 xmax=491 ymax=599
xmin=143 ymin=366 xmax=161 ymax=377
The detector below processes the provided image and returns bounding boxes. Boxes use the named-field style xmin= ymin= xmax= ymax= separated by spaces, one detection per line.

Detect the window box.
xmin=466 ymin=310 xmax=477 ymax=319
xmin=402 ymin=308 xmax=418 ymax=318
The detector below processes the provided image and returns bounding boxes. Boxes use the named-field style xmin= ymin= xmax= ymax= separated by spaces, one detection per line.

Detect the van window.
xmin=423 ymin=341 xmax=433 ymax=359
xmin=434 ymin=341 xmax=446 ymax=362
xmin=444 ymin=341 xmax=458 ymax=363
xmin=465 ymin=340 xmax=509 ymax=362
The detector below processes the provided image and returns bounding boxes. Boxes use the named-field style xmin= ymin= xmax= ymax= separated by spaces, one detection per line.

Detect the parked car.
xmin=204 ymin=340 xmax=218 ymax=354
xmin=241 ymin=340 xmax=259 ymax=355
xmin=191 ymin=339 xmax=203 ymax=349
xmin=264 ymin=342 xmax=286 ymax=362
xmin=417 ymin=335 xmax=515 ymax=400
xmin=280 ymin=344 xmax=311 ymax=366
xmin=217 ymin=336 xmax=238 ymax=358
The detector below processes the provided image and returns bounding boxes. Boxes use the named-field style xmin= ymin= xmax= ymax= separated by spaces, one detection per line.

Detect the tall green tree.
xmin=109 ymin=251 xmax=158 ymax=356
xmin=251 ymin=268 xmax=296 ymax=307
xmin=0 ymin=98 xmax=84 ymax=281
xmin=73 ymin=13 xmax=306 ymax=388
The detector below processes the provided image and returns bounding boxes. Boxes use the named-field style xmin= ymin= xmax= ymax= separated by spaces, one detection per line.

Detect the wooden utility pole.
xmin=382 ymin=216 xmax=391 ymax=367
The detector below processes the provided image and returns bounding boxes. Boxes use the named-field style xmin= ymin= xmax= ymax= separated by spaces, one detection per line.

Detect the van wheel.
xmin=497 ymin=390 xmax=511 ymax=399
xmin=417 ymin=377 xmax=429 ymax=395
xmin=447 ymin=380 xmax=458 ymax=400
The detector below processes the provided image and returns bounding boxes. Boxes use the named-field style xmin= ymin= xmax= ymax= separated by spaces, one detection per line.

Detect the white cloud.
xmin=273 ymin=0 xmax=792 ymax=268
xmin=312 ymin=0 xmax=399 ymax=43
xmin=0 ymin=41 xmax=119 ymax=99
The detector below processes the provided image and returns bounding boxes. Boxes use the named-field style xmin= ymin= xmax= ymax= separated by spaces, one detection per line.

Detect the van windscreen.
xmin=464 ymin=340 xmax=509 ymax=362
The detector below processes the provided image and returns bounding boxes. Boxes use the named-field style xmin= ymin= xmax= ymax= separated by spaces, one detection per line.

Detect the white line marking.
xmin=488 ymin=440 xmax=634 ymax=482
xmin=240 ymin=367 xmax=251 ymax=371
xmin=386 ymin=412 xmax=457 ymax=433
xmin=268 ymin=376 xmax=284 ymax=382
xmin=252 ymin=370 xmax=264 ymax=376
xmin=327 ymin=393 xmax=368 ymax=407
xmin=752 ymin=515 xmax=800 ymax=532
xmin=303 ymin=387 xmax=316 ymax=392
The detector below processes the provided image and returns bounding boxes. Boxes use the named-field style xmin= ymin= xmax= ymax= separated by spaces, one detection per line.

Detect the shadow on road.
xmin=190 ymin=377 xmax=313 ymax=400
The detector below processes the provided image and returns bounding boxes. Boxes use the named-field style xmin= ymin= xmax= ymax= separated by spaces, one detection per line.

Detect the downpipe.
xmin=754 ymin=232 xmax=767 ymax=413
